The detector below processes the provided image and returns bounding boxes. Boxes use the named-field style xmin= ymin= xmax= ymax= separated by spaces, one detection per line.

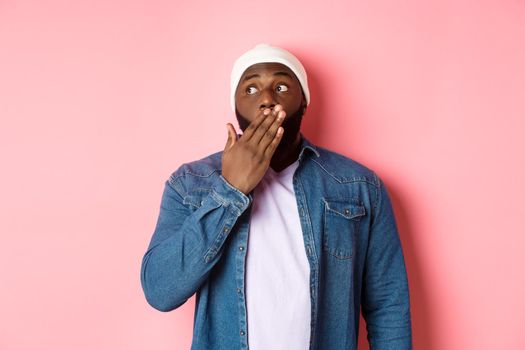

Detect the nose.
xmin=259 ymin=88 xmax=277 ymax=110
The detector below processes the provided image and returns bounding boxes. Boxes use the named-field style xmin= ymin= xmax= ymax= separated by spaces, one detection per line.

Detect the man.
xmin=140 ymin=43 xmax=413 ymax=350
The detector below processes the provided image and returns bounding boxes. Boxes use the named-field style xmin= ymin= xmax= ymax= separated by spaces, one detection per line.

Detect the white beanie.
xmin=230 ymin=43 xmax=310 ymax=112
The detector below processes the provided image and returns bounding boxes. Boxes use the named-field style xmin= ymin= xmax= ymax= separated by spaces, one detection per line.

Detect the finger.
xmin=264 ymin=126 xmax=284 ymax=159
xmin=250 ymin=108 xmax=278 ymax=145
xmin=267 ymin=104 xmax=282 ymax=120
xmin=259 ymin=109 xmax=286 ymax=151
xmin=253 ymin=106 xmax=284 ymax=147
xmin=240 ymin=108 xmax=272 ymax=142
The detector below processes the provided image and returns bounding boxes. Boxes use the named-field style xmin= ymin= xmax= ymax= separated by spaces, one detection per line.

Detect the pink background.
xmin=1 ymin=0 xmax=524 ymax=349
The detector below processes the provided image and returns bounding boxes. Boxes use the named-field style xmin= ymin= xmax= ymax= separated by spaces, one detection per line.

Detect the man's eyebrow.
xmin=241 ymin=71 xmax=293 ymax=82
xmin=273 ymin=71 xmax=293 ymax=78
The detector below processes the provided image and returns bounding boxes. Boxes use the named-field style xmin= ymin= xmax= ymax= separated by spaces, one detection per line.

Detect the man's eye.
xmin=276 ymin=84 xmax=288 ymax=92
xmin=246 ymin=86 xmax=258 ymax=94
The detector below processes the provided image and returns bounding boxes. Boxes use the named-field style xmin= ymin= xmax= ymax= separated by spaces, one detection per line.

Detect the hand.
xmin=222 ymin=105 xmax=286 ymax=195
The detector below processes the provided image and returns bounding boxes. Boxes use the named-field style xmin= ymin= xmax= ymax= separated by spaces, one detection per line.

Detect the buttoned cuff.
xmin=210 ymin=174 xmax=252 ymax=216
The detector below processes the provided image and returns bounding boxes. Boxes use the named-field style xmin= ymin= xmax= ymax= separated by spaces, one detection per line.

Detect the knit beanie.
xmin=230 ymin=43 xmax=310 ymax=112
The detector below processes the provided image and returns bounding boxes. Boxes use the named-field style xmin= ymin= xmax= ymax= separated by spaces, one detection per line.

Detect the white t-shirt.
xmin=245 ymin=159 xmax=311 ymax=349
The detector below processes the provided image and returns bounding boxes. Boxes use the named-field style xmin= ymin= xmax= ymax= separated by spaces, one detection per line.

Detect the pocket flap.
xmin=323 ymin=198 xmax=366 ymax=219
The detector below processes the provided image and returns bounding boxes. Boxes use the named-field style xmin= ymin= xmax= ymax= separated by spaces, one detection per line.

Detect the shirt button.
xmin=239 ymin=246 xmax=244 ymax=251
xmin=237 ymin=288 xmax=241 ymax=293
xmin=240 ymin=330 xmax=245 ymax=336
xmin=344 ymin=208 xmax=350 ymax=215
xmin=223 ymin=227 xmax=230 ymax=233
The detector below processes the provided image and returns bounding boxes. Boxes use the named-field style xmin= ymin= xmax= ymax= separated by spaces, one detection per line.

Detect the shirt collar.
xmin=298 ymin=132 xmax=320 ymax=161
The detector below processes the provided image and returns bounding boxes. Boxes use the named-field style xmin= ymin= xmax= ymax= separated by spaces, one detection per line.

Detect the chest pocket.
xmin=322 ymin=197 xmax=366 ymax=260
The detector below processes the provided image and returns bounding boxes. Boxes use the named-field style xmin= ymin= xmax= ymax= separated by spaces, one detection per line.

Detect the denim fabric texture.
xmin=140 ymin=133 xmax=413 ymax=349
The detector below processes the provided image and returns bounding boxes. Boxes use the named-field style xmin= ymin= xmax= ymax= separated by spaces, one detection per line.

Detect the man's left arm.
xmin=361 ymin=174 xmax=413 ymax=349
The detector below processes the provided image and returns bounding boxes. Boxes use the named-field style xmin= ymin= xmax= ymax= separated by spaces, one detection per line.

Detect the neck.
xmin=269 ymin=132 xmax=302 ymax=172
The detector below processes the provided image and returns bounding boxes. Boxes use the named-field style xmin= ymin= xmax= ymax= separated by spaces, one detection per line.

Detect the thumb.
xmin=225 ymin=123 xmax=237 ymax=150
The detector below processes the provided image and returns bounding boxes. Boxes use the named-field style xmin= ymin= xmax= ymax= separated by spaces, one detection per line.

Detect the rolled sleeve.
xmin=210 ymin=174 xmax=253 ymax=216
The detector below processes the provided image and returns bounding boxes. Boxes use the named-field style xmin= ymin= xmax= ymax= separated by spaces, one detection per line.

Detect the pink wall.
xmin=1 ymin=1 xmax=524 ymax=349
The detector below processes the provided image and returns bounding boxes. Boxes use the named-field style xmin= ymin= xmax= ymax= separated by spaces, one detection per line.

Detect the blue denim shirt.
xmin=140 ymin=133 xmax=412 ymax=349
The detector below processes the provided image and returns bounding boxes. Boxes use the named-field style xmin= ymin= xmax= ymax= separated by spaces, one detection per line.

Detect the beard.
xmin=235 ymin=105 xmax=304 ymax=156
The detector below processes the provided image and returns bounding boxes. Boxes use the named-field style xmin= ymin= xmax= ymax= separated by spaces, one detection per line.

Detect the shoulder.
xmin=310 ymin=144 xmax=388 ymax=212
xmin=165 ymin=150 xmax=224 ymax=194
xmin=169 ymin=150 xmax=223 ymax=178
xmin=311 ymin=144 xmax=381 ymax=188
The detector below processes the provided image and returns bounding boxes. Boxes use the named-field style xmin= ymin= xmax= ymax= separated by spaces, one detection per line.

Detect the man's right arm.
xmin=140 ymin=172 xmax=251 ymax=312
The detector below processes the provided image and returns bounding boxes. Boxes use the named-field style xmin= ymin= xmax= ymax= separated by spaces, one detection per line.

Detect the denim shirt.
xmin=140 ymin=133 xmax=413 ymax=350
